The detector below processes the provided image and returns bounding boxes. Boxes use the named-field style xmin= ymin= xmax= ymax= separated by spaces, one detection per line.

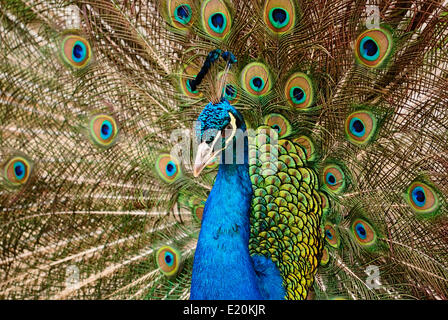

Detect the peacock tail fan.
xmin=1 ymin=0 xmax=447 ymax=300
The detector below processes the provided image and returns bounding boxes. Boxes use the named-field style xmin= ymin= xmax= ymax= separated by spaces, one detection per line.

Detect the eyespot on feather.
xmin=218 ymin=72 xmax=239 ymax=103
xmin=193 ymin=203 xmax=205 ymax=222
xmin=89 ymin=114 xmax=118 ymax=148
xmin=180 ymin=64 xmax=201 ymax=98
xmin=263 ymin=0 xmax=296 ymax=34
xmin=284 ymin=72 xmax=314 ymax=109
xmin=355 ymin=28 xmax=393 ymax=68
xmin=201 ymin=0 xmax=232 ymax=39
xmin=320 ymin=246 xmax=330 ymax=266
xmin=241 ymin=62 xmax=271 ymax=97
xmin=60 ymin=34 xmax=92 ymax=69
xmin=324 ymin=223 xmax=340 ymax=248
xmin=351 ymin=219 xmax=377 ymax=246
xmin=168 ymin=0 xmax=194 ymax=29
xmin=156 ymin=246 xmax=182 ymax=277
xmin=155 ymin=154 xmax=182 ymax=183
xmin=405 ymin=181 xmax=440 ymax=215
xmin=264 ymin=114 xmax=292 ymax=138
xmin=345 ymin=110 xmax=377 ymax=145
xmin=322 ymin=164 xmax=346 ymax=194
xmin=3 ymin=155 xmax=33 ymax=187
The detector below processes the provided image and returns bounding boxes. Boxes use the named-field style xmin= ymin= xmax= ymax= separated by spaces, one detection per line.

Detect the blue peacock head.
xmin=193 ymin=99 xmax=247 ymax=177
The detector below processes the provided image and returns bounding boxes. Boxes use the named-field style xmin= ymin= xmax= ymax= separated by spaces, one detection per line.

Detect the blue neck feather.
xmin=190 ymin=130 xmax=264 ymax=299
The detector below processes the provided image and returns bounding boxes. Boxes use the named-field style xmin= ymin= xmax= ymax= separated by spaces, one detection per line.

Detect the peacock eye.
xmin=263 ymin=113 xmax=292 ymax=138
xmin=345 ymin=110 xmax=377 ymax=145
xmin=320 ymin=192 xmax=330 ymax=214
xmin=293 ymin=135 xmax=316 ymax=161
xmin=156 ymin=246 xmax=182 ymax=277
xmin=241 ymin=62 xmax=271 ymax=97
xmin=351 ymin=219 xmax=377 ymax=247
xmin=201 ymin=0 xmax=231 ymax=39
xmin=224 ymin=84 xmax=237 ymax=101
xmin=186 ymin=79 xmax=198 ymax=94
xmin=324 ymin=223 xmax=340 ymax=248
xmin=155 ymin=154 xmax=182 ymax=183
xmin=175 ymin=4 xmax=192 ymax=24
xmin=3 ymin=155 xmax=33 ymax=187
xmin=168 ymin=0 xmax=194 ymax=29
xmin=193 ymin=203 xmax=205 ymax=222
xmin=250 ymin=76 xmax=265 ymax=92
xmin=284 ymin=72 xmax=314 ymax=109
xmin=322 ymin=164 xmax=347 ymax=194
xmin=355 ymin=28 xmax=393 ymax=68
xmin=263 ymin=0 xmax=296 ymax=34
xmin=406 ymin=181 xmax=440 ymax=214
xmin=89 ymin=114 xmax=119 ymax=148
xmin=218 ymin=71 xmax=239 ymax=103
xmin=180 ymin=63 xmax=201 ymax=98
xmin=60 ymin=35 xmax=92 ymax=69
xmin=320 ymin=246 xmax=330 ymax=266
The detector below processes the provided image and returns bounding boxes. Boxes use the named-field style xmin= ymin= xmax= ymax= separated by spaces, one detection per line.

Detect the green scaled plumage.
xmin=1 ymin=0 xmax=448 ymax=300
xmin=248 ymin=125 xmax=324 ymax=300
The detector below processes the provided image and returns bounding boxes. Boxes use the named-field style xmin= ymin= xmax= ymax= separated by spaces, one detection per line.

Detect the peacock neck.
xmin=190 ymin=135 xmax=263 ymax=300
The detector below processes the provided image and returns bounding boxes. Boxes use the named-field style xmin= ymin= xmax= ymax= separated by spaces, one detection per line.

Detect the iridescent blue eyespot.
xmin=326 ymin=172 xmax=337 ymax=186
xmin=100 ymin=120 xmax=113 ymax=140
xmin=201 ymin=0 xmax=231 ymax=39
xmin=355 ymin=223 xmax=367 ymax=240
xmin=264 ymin=114 xmax=291 ymax=138
xmin=242 ymin=62 xmax=271 ymax=96
xmin=272 ymin=124 xmax=281 ymax=134
xmin=349 ymin=118 xmax=366 ymax=137
xmin=186 ymin=79 xmax=198 ymax=94
xmin=324 ymin=224 xmax=339 ymax=248
xmin=156 ymin=154 xmax=182 ymax=183
xmin=164 ymin=252 xmax=174 ymax=267
xmin=411 ymin=186 xmax=426 ymax=207
xmin=72 ymin=41 xmax=87 ymax=63
xmin=13 ymin=161 xmax=26 ymax=180
xmin=360 ymin=36 xmax=380 ymax=61
xmin=89 ymin=114 xmax=118 ymax=148
xmin=175 ymin=4 xmax=192 ymax=24
xmin=224 ymin=84 xmax=237 ymax=100
xmin=165 ymin=161 xmax=177 ymax=177
xmin=250 ymin=77 xmax=265 ymax=92
xmin=156 ymin=246 xmax=181 ymax=277
xmin=61 ymin=35 xmax=92 ymax=69
xmin=3 ymin=156 xmax=32 ymax=187
xmin=268 ymin=7 xmax=290 ymax=29
xmin=208 ymin=12 xmax=227 ymax=34
xmin=351 ymin=219 xmax=377 ymax=246
xmin=290 ymin=87 xmax=306 ymax=104
xmin=406 ymin=181 xmax=439 ymax=215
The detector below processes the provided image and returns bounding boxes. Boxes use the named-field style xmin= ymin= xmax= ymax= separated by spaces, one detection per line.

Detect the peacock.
xmin=1 ymin=0 xmax=448 ymax=300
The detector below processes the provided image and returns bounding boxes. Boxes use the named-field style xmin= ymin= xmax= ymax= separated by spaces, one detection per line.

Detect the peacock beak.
xmin=193 ymin=141 xmax=220 ymax=178
xmin=193 ymin=113 xmax=237 ymax=178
